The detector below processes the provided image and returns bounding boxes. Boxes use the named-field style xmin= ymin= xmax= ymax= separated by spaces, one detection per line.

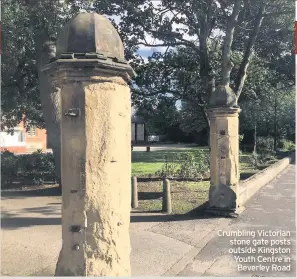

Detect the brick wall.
xmin=0 ymin=120 xmax=47 ymax=154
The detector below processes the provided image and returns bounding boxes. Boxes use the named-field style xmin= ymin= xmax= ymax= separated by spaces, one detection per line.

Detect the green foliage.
xmin=278 ymin=139 xmax=295 ymax=152
xmin=157 ymin=150 xmax=209 ymax=180
xmin=240 ymin=85 xmax=295 ymax=145
xmin=114 ymin=0 xmax=295 ymax=136
xmin=159 ymin=155 xmax=180 ymax=178
xmin=19 ymin=150 xmax=57 ymax=185
xmin=2 ymin=0 xmax=295 ymax=158
xmin=256 ymin=136 xmax=274 ymax=153
xmin=1 ymin=151 xmax=19 ymax=185
xmin=1 ymin=151 xmax=57 ymax=187
xmin=251 ymin=151 xmax=277 ymax=168
xmin=135 ymin=97 xmax=180 ymax=135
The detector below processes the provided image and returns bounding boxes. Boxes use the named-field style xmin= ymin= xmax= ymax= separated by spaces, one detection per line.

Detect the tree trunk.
xmin=202 ymin=108 xmax=211 ymax=149
xmin=253 ymin=124 xmax=257 ymax=153
xmin=220 ymin=0 xmax=242 ymax=87
xmin=24 ymin=0 xmax=62 ymax=189
xmin=274 ymin=98 xmax=277 ymax=151
xmin=235 ymin=3 xmax=265 ymax=99
xmin=34 ymin=31 xmax=62 ymax=189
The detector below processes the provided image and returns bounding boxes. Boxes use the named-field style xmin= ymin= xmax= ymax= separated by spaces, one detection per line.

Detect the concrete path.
xmin=178 ymin=164 xmax=296 ymax=277
xmin=1 ymin=164 xmax=295 ymax=276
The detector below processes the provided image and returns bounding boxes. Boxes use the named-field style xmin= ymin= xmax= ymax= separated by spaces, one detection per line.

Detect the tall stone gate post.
xmin=42 ymin=13 xmax=135 ymax=276
xmin=206 ymin=85 xmax=241 ymax=216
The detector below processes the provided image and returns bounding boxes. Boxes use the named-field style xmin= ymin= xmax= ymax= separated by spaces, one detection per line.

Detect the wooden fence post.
xmin=162 ymin=178 xmax=172 ymax=214
xmin=131 ymin=176 xmax=138 ymax=208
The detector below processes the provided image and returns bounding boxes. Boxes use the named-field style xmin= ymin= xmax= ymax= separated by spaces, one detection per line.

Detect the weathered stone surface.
xmin=206 ymin=107 xmax=241 ymax=212
xmin=51 ymin=71 xmax=131 ymax=276
xmin=42 ymin=12 xmax=134 ymax=277
xmin=56 ymin=13 xmax=125 ymax=60
xmin=209 ymin=85 xmax=238 ymax=108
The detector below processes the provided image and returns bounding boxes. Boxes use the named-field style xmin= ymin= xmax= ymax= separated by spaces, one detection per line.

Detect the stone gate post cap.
xmin=56 ymin=12 xmax=125 ymax=61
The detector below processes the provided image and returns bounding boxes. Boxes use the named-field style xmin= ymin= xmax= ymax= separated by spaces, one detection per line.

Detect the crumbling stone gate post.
xmin=206 ymin=85 xmax=241 ymax=216
xmin=42 ymin=13 xmax=135 ymax=276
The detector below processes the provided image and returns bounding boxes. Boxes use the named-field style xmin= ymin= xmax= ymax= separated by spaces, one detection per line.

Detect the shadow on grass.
xmin=138 ymin=192 xmax=163 ymax=200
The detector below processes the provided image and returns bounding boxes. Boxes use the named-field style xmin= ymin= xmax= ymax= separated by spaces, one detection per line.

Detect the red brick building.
xmin=0 ymin=119 xmax=47 ymax=154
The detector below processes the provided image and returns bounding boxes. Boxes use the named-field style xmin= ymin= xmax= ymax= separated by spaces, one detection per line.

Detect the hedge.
xmin=1 ymin=150 xmax=58 ymax=187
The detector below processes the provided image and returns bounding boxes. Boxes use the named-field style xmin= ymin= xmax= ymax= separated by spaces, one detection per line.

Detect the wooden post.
xmin=146 ymin=146 xmax=150 ymax=152
xmin=131 ymin=176 xmax=138 ymax=209
xmin=162 ymin=178 xmax=172 ymax=214
xmin=135 ymin=123 xmax=138 ymax=144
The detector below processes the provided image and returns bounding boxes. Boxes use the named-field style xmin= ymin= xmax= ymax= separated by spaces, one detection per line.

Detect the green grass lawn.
xmin=131 ymin=146 xmax=261 ymax=215
xmin=132 ymin=147 xmax=256 ymax=177
xmin=132 ymin=147 xmax=209 ymax=177
xmin=135 ymin=180 xmax=210 ymax=215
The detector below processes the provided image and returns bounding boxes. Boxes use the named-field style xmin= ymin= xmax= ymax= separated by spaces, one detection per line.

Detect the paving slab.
xmin=178 ymin=164 xmax=296 ymax=277
xmin=0 ymin=195 xmax=196 ymax=276
xmin=130 ymin=230 xmax=192 ymax=276
xmin=149 ymin=218 xmax=222 ymax=247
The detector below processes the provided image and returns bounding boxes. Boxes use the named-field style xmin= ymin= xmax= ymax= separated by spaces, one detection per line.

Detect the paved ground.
xmin=178 ymin=164 xmax=296 ymax=277
xmin=1 ymin=164 xmax=295 ymax=276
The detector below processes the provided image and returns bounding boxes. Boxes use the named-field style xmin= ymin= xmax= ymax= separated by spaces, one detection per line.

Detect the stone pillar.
xmin=206 ymin=107 xmax=241 ymax=215
xmin=43 ymin=62 xmax=133 ymax=276
xmin=41 ymin=12 xmax=135 ymax=276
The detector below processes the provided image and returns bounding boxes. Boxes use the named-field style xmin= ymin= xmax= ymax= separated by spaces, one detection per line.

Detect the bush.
xmin=1 ymin=151 xmax=19 ymax=185
xmin=1 ymin=150 xmax=57 ymax=186
xmin=18 ymin=150 xmax=57 ymax=185
xmin=256 ymin=136 xmax=274 ymax=153
xmin=250 ymin=151 xmax=277 ymax=168
xmin=157 ymin=150 xmax=210 ymax=180
xmin=278 ymin=139 xmax=295 ymax=152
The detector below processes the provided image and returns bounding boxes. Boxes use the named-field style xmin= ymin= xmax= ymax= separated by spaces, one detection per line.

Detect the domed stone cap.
xmin=209 ymin=85 xmax=239 ymax=108
xmin=56 ymin=13 xmax=125 ymax=60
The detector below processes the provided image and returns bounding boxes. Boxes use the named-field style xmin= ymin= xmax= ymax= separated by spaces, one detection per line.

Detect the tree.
xmin=1 ymin=1 xmax=145 ymax=185
xmin=135 ymin=96 xmax=180 ymax=136
xmin=92 ymin=0 xmax=294 ymax=133
xmin=239 ymin=58 xmax=295 ymax=151
xmin=2 ymin=1 xmax=67 ymax=183
xmin=2 ymin=0 xmax=294 ymax=182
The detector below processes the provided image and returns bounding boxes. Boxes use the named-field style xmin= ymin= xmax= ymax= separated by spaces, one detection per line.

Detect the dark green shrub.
xmin=256 ymin=136 xmax=274 ymax=153
xmin=278 ymin=139 xmax=295 ymax=152
xmin=18 ymin=150 xmax=57 ymax=184
xmin=157 ymin=150 xmax=210 ymax=180
xmin=1 ymin=151 xmax=19 ymax=185
xmin=1 ymin=150 xmax=57 ymax=186
xmin=251 ymin=151 xmax=277 ymax=168
xmin=239 ymin=134 xmax=244 ymax=143
xmin=178 ymin=150 xmax=209 ymax=180
xmin=158 ymin=154 xmax=180 ymax=178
